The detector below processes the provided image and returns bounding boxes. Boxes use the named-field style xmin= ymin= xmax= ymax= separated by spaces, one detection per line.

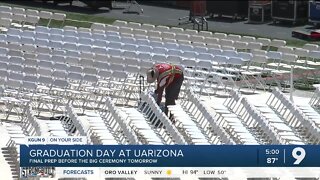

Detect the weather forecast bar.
xmin=53 ymin=167 xmax=320 ymax=179
xmin=20 ymin=145 xmax=320 ymax=167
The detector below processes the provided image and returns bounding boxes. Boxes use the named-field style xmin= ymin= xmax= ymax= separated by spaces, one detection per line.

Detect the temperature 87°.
xmin=266 ymin=157 xmax=278 ymax=164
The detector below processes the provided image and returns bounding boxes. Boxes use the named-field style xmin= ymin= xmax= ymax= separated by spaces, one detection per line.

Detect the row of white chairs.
xmin=40 ymin=119 xmax=69 ymax=137
xmin=215 ymin=90 xmax=260 ymax=144
xmin=0 ymin=40 xmax=250 ymax=95
xmin=7 ymin=26 xmax=319 ymax=72
xmin=0 ymin=28 xmax=316 ymax=95
xmin=31 ymin=24 xmax=291 ymax=59
xmin=0 ymin=42 xmax=283 ymax=96
xmin=180 ymin=88 xmax=235 ymax=144
xmin=0 ymin=79 xmax=40 ymax=121
xmin=21 ymin=107 xmax=44 ymax=136
xmin=267 ymin=88 xmax=320 ymax=144
xmin=110 ymin=22 xmax=319 ymax=68
xmin=224 ymin=90 xmax=283 ymax=144
xmin=0 ymin=57 xmax=142 ymax=77
xmin=0 ymin=5 xmax=66 ymax=29
xmin=295 ymin=100 xmax=320 ymax=135
xmin=0 ymin=53 xmax=152 ymax=74
xmin=1 ymin=35 xmax=317 ymax=83
xmin=1 ymin=133 xmax=20 ymax=179
xmin=33 ymin=24 xmax=269 ymax=55
xmin=0 ymin=49 xmax=284 ymax=96
xmin=109 ymin=20 xmax=320 ymax=70
xmin=310 ymin=87 xmax=320 ymax=108
xmin=2 ymin=5 xmax=319 ymax=60
xmin=2 ymin=28 xmax=312 ymax=76
xmin=99 ymin=97 xmax=140 ymax=144
xmin=64 ymin=105 xmax=89 ymax=139
xmin=138 ymin=92 xmax=187 ymax=144
xmin=108 ymin=21 xmax=287 ymax=50
xmin=0 ymin=43 xmax=252 ymax=70
xmin=0 ymin=44 xmax=302 ymax=97
xmin=1 ymin=105 xmax=68 ymax=179
xmin=1 ymin=29 xmax=259 ymax=59
xmin=0 ymin=54 xmax=148 ymax=109
xmin=167 ymin=103 xmax=210 ymax=145
xmin=59 ymin=23 xmax=320 ymax=67
xmin=243 ymin=97 xmax=304 ymax=145
xmin=118 ymin=106 xmax=163 ymax=144
xmin=1 ymin=42 xmax=277 ymax=94
xmin=1 ymin=37 xmax=313 ymax=75
xmin=24 ymin=107 xmax=69 ymax=137
xmin=246 ymin=96 xmax=306 ymax=145
xmin=2 ymin=28 xmax=314 ymax=78
xmin=66 ymin=104 xmax=120 ymax=145
xmin=0 ymin=54 xmax=251 ymax=92
xmin=0 ymin=63 xmax=143 ymax=107
xmin=5 ymin=105 xmax=67 ymax=140
xmin=0 ymin=15 xmax=39 ymax=30
xmin=0 ymin=72 xmax=85 ymax=117
xmin=0 ymin=43 xmax=310 ymax=89
xmin=2 ymin=120 xmax=25 ymax=179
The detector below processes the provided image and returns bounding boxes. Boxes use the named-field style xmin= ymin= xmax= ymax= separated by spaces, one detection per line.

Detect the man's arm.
xmin=155 ymin=86 xmax=164 ymax=105
xmin=155 ymin=76 xmax=168 ymax=105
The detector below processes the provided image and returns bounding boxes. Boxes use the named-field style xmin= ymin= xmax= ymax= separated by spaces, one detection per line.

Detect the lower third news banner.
xmin=20 ymin=144 xmax=320 ymax=179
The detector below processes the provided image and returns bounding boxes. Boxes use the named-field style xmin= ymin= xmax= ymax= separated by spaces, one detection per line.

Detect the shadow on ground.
xmin=268 ymin=20 xmax=307 ymax=28
xmin=206 ymin=15 xmax=247 ymax=23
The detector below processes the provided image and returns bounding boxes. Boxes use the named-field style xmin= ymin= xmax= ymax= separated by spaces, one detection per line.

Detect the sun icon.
xmin=166 ymin=170 xmax=172 ymax=175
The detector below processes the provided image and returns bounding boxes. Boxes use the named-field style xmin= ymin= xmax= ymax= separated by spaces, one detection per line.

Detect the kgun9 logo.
xmin=292 ymin=147 xmax=306 ymax=165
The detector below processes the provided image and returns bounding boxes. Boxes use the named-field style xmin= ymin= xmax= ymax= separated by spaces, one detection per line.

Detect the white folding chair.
xmin=125 ymin=21 xmax=139 ymax=29
xmin=132 ymin=28 xmax=147 ymax=36
xmin=256 ymin=37 xmax=271 ymax=49
xmin=23 ymin=15 xmax=39 ymax=30
xmin=303 ymin=43 xmax=318 ymax=51
xmin=53 ymin=61 xmax=69 ymax=71
xmin=105 ymin=24 xmax=119 ymax=32
xmin=11 ymin=13 xmax=26 ymax=28
xmin=278 ymin=46 xmax=294 ymax=54
xmin=165 ymin=54 xmax=181 ymax=64
xmin=106 ymin=35 xmax=121 ymax=43
xmin=94 ymin=61 xmax=109 ymax=70
xmin=0 ymin=18 xmax=12 ymax=32
xmin=141 ymin=23 xmax=155 ymax=31
xmin=213 ymin=32 xmax=227 ymax=39
xmin=175 ymin=33 xmax=190 ymax=41
xmin=93 ymin=39 xmax=108 ymax=47
xmin=147 ymin=30 xmax=161 ymax=38
xmin=49 ymin=12 xmax=66 ymax=27
xmin=161 ymin=31 xmax=175 ymax=40
xmin=152 ymin=47 xmax=167 ymax=55
xmin=113 ymin=20 xmax=127 ymax=27
xmin=268 ymin=39 xmax=286 ymax=51
xmin=133 ymin=50 xmax=148 ymax=59
xmin=149 ymin=40 xmax=163 ymax=48
xmin=65 ymin=56 xmax=80 ymax=65
xmin=39 ymin=11 xmax=52 ymax=26
xmin=122 ymin=50 xmax=136 ymax=59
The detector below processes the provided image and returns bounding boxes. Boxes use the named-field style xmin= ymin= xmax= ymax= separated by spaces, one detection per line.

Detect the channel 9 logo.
xmin=20 ymin=167 xmax=55 ymax=178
